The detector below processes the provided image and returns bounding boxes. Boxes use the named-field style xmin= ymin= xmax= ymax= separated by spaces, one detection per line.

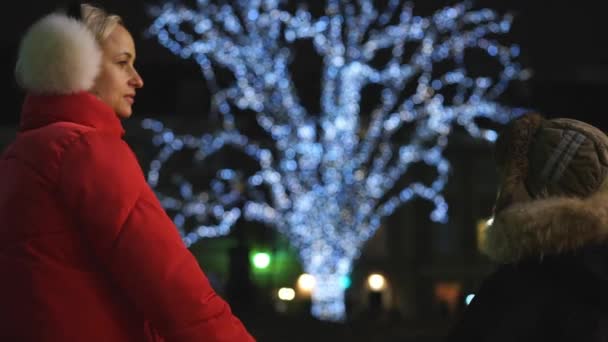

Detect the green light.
xmin=340 ymin=275 xmax=351 ymax=289
xmin=252 ymin=252 xmax=271 ymax=269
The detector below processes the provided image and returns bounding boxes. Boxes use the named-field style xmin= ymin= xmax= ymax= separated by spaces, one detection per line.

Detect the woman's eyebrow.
xmin=115 ymin=51 xmax=134 ymax=59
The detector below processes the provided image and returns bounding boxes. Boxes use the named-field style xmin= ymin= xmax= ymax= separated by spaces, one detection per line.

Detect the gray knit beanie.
xmin=494 ymin=112 xmax=608 ymax=213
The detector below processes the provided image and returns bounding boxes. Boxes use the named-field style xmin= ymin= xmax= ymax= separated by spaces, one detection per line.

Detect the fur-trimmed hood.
xmin=15 ymin=13 xmax=101 ymax=94
xmin=482 ymin=191 xmax=608 ymax=263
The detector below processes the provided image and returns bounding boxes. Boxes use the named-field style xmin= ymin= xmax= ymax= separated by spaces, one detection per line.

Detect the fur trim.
xmin=15 ymin=13 xmax=101 ymax=94
xmin=482 ymin=191 xmax=608 ymax=263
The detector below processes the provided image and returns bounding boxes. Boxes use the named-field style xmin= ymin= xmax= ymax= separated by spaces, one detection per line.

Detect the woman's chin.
xmin=116 ymin=109 xmax=133 ymax=119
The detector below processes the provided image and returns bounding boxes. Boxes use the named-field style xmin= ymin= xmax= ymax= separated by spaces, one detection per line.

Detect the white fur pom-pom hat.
xmin=15 ymin=13 xmax=101 ymax=95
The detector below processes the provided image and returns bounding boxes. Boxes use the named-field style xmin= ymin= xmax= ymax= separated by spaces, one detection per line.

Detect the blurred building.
xmin=350 ymin=129 xmax=498 ymax=322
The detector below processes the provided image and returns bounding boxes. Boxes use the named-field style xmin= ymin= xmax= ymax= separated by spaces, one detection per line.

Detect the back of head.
xmin=494 ymin=112 xmax=608 ymax=213
xmin=14 ymin=3 xmax=122 ymax=95
xmin=79 ymin=3 xmax=122 ymax=42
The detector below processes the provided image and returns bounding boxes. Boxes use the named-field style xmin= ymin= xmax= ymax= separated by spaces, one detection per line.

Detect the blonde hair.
xmin=80 ymin=3 xmax=122 ymax=42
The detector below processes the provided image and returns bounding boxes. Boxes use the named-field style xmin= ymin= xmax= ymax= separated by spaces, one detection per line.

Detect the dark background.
xmin=1 ymin=0 xmax=607 ymax=128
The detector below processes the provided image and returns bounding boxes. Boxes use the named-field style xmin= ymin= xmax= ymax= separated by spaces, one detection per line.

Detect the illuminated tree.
xmin=145 ymin=0 xmax=525 ymax=321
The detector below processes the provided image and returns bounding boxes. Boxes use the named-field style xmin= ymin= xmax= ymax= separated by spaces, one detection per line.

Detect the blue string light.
xmin=146 ymin=0 xmax=526 ymax=321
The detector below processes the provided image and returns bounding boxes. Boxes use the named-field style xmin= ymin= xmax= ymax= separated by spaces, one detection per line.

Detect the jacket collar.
xmin=19 ymin=92 xmax=125 ymax=137
xmin=482 ymin=191 xmax=608 ymax=263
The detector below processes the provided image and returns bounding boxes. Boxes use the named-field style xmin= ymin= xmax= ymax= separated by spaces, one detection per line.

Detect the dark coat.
xmin=448 ymin=192 xmax=608 ymax=342
xmin=0 ymin=92 xmax=255 ymax=341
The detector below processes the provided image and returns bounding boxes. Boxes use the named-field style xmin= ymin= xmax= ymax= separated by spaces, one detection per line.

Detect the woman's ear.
xmin=492 ymin=113 xmax=544 ymax=214
xmin=15 ymin=13 xmax=101 ymax=94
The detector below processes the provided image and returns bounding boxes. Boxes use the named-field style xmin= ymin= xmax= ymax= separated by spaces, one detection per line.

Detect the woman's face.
xmin=90 ymin=25 xmax=143 ymax=119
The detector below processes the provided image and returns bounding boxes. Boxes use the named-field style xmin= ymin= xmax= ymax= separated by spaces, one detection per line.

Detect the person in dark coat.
xmin=0 ymin=3 xmax=255 ymax=341
xmin=447 ymin=113 xmax=608 ymax=341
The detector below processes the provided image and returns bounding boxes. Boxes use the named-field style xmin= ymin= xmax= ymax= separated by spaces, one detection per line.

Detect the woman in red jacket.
xmin=0 ymin=3 xmax=255 ymax=341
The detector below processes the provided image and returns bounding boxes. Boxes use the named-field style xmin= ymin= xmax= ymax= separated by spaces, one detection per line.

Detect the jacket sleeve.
xmin=58 ymin=132 xmax=255 ymax=342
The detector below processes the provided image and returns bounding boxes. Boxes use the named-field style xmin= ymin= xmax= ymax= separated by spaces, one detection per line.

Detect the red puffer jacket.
xmin=0 ymin=92 xmax=255 ymax=342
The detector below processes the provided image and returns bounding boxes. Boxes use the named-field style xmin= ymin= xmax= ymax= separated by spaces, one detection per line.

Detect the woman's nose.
xmin=130 ymin=69 xmax=144 ymax=88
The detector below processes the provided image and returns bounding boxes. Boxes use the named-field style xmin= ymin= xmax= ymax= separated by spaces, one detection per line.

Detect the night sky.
xmin=2 ymin=0 xmax=606 ymax=128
